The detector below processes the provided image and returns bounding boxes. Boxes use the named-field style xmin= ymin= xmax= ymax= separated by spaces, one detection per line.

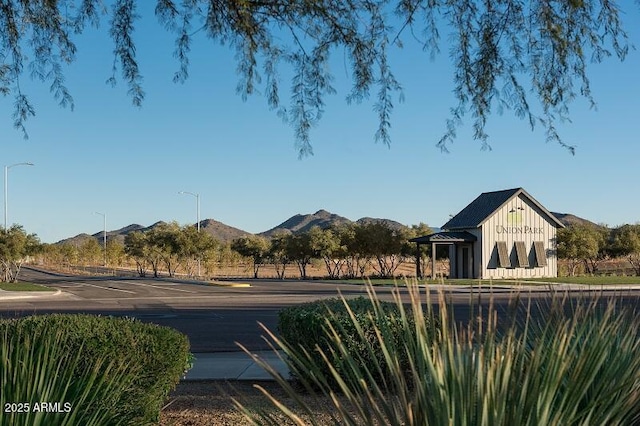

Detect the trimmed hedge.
xmin=278 ymin=296 xmax=437 ymax=389
xmin=0 ymin=314 xmax=191 ymax=425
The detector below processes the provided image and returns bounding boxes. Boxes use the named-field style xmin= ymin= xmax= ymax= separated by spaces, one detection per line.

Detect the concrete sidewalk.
xmin=185 ymin=351 xmax=291 ymax=381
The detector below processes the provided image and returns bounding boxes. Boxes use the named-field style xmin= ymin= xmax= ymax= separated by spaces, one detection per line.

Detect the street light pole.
xmin=4 ymin=162 xmax=34 ymax=229
xmin=93 ymin=211 xmax=107 ymax=267
xmin=178 ymin=191 xmax=201 ymax=276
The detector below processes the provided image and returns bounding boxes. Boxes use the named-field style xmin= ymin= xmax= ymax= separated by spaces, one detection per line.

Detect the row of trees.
xmin=557 ymin=224 xmax=640 ymax=276
xmin=123 ymin=222 xmax=217 ymax=277
xmin=38 ymin=222 xmax=434 ymax=280
xmin=25 ymin=222 xmax=640 ymax=281
xmin=232 ymin=223 xmax=433 ymax=279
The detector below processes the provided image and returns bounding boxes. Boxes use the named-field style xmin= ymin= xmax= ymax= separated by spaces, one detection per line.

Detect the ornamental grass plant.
xmin=0 ymin=323 xmax=135 ymax=426
xmin=238 ymin=282 xmax=640 ymax=425
xmin=0 ymin=314 xmax=191 ymax=425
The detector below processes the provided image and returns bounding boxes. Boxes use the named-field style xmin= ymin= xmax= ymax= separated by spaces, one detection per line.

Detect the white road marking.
xmin=118 ymin=281 xmax=197 ymax=293
xmin=79 ymin=283 xmax=137 ymax=294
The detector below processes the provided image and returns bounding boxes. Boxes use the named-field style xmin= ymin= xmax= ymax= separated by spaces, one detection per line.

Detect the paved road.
xmin=3 ymin=267 xmax=640 ymax=352
xmin=0 ymin=268 xmax=399 ymax=352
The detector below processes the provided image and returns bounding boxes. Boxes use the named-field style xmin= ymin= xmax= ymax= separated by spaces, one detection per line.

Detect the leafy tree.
xmin=210 ymin=242 xmax=244 ymax=275
xmin=178 ymin=225 xmax=218 ymax=277
xmin=0 ymin=225 xmax=41 ymax=282
xmin=612 ymin=224 xmax=640 ymax=276
xmin=58 ymin=243 xmax=80 ymax=269
xmin=309 ymin=226 xmax=344 ymax=279
xmin=124 ymin=231 xmax=149 ymax=277
xmin=231 ymin=235 xmax=270 ymax=279
xmin=557 ymin=224 xmax=609 ymax=276
xmin=39 ymin=243 xmax=76 ymax=269
xmin=146 ymin=222 xmax=183 ymax=277
xmin=357 ymin=221 xmax=410 ymax=278
xmin=78 ymin=237 xmax=102 ymax=266
xmin=287 ymin=232 xmax=315 ymax=280
xmin=106 ymin=239 xmax=126 ymax=267
xmin=2 ymin=1 xmax=633 ymax=155
xmin=269 ymin=232 xmax=291 ymax=279
xmin=335 ymin=223 xmax=369 ymax=279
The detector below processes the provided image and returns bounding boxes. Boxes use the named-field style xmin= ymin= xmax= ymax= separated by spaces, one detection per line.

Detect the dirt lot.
xmin=160 ymin=380 xmax=347 ymax=426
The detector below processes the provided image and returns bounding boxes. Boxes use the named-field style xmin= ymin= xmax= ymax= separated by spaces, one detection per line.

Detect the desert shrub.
xmin=0 ymin=314 xmax=191 ymax=425
xmin=243 ymin=284 xmax=640 ymax=425
xmin=0 ymin=322 xmax=135 ymax=426
xmin=278 ymin=295 xmax=438 ymax=390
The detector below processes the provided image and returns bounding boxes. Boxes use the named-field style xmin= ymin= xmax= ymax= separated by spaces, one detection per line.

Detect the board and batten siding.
xmin=480 ymin=193 xmax=558 ymax=279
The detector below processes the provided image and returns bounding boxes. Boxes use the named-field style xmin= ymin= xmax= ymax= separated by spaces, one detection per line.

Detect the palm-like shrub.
xmin=239 ymin=284 xmax=640 ymax=425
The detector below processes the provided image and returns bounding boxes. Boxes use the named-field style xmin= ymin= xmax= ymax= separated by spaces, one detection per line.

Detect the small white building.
xmin=411 ymin=188 xmax=564 ymax=279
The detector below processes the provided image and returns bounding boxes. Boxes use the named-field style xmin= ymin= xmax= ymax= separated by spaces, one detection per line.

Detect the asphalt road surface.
xmin=2 ymin=267 xmax=640 ymax=352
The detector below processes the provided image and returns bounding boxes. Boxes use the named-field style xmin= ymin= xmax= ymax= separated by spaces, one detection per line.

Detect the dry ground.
xmin=159 ymin=380 xmax=356 ymax=426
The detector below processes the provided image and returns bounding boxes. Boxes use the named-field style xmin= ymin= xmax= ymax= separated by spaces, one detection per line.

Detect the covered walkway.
xmin=409 ymin=231 xmax=477 ymax=278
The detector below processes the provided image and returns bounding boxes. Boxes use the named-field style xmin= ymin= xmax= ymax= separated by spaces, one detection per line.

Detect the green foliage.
xmin=124 ymin=231 xmax=150 ymax=277
xmin=0 ymin=314 xmax=191 ymax=425
xmin=78 ymin=238 xmax=102 ymax=266
xmin=268 ymin=232 xmax=292 ymax=279
xmin=106 ymin=239 xmax=126 ymax=267
xmin=308 ymin=226 xmax=344 ymax=279
xmin=1 ymin=324 xmax=136 ymax=426
xmin=611 ymin=224 xmax=640 ymax=275
xmin=124 ymin=223 xmax=218 ymax=277
xmin=1 ymin=1 xmax=633 ymax=155
xmin=277 ymin=296 xmax=433 ymax=389
xmin=557 ymin=224 xmax=609 ymax=275
xmin=286 ymin=233 xmax=315 ymax=280
xmin=0 ymin=225 xmax=41 ymax=282
xmin=231 ymin=235 xmax=271 ymax=278
xmin=243 ymin=284 xmax=640 ymax=425
xmin=0 ymin=282 xmax=51 ymax=291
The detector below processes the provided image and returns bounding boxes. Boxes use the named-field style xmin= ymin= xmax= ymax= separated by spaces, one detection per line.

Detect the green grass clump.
xmin=0 ymin=314 xmax=191 ymax=425
xmin=0 ymin=282 xmax=52 ymax=291
xmin=241 ymin=284 xmax=640 ymax=425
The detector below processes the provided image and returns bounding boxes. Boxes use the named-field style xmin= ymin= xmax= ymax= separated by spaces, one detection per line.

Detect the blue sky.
xmin=2 ymin=5 xmax=640 ymax=244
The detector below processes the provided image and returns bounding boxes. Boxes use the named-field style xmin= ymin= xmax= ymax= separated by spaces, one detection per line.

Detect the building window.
xmin=514 ymin=241 xmax=529 ymax=267
xmin=533 ymin=241 xmax=547 ymax=267
xmin=496 ymin=241 xmax=510 ymax=268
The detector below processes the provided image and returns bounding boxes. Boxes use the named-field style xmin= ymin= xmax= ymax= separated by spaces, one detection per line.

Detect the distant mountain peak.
xmin=551 ymin=212 xmax=600 ymax=228
xmin=259 ymin=209 xmax=352 ymax=237
xmin=55 ymin=209 xmax=600 ymax=246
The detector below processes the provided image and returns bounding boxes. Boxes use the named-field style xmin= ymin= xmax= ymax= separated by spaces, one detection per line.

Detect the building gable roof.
xmin=442 ymin=188 xmax=564 ymax=230
xmin=409 ymin=231 xmax=478 ymax=244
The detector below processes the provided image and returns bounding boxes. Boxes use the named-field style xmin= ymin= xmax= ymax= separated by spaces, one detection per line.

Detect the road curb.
xmin=207 ymin=281 xmax=252 ymax=288
xmin=0 ymin=288 xmax=62 ymax=301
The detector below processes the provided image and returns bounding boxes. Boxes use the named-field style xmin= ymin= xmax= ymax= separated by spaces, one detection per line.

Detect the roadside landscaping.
xmin=330 ymin=275 xmax=640 ymax=286
xmin=221 ymin=283 xmax=640 ymax=424
xmin=1 ymin=314 xmax=191 ymax=425
xmin=0 ymin=282 xmax=52 ymax=291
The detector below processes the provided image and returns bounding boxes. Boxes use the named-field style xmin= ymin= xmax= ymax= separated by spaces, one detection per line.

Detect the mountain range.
xmin=55 ymin=209 xmax=597 ymax=246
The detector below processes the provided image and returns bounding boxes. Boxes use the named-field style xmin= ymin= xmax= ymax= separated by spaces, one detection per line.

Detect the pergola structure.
xmin=409 ymin=231 xmax=477 ymax=279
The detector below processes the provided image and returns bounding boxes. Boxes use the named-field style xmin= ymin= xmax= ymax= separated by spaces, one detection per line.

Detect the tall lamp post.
xmin=4 ymin=162 xmax=34 ymax=229
xmin=178 ymin=191 xmax=200 ymax=276
xmin=93 ymin=211 xmax=107 ymax=266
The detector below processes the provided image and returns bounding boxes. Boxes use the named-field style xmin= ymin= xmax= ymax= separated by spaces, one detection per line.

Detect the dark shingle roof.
xmin=409 ymin=231 xmax=477 ymax=244
xmin=442 ymin=188 xmax=564 ymax=230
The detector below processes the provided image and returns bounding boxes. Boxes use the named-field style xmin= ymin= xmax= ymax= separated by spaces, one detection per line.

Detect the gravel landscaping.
xmin=160 ymin=380 xmax=348 ymax=426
